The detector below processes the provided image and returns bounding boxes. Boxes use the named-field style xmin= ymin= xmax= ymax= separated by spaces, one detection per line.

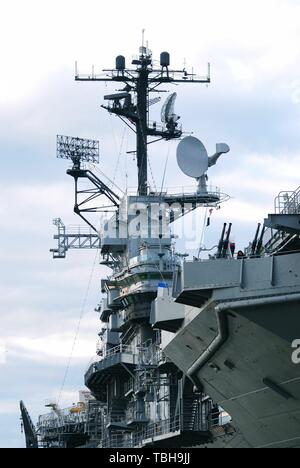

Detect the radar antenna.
xmin=56 ymin=135 xmax=119 ymax=232
xmin=75 ymin=47 xmax=210 ymax=195
xmin=161 ymin=92 xmax=179 ymax=122
xmin=57 ymin=135 xmax=99 ymax=167
xmin=176 ymin=136 xmax=230 ymax=194
xmin=161 ymin=92 xmax=180 ymax=133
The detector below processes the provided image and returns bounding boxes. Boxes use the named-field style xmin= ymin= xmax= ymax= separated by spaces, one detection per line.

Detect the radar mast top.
xmin=75 ymin=43 xmax=211 ymax=195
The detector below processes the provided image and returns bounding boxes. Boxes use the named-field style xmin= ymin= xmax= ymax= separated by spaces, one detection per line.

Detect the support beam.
xmin=264 ymin=214 xmax=300 ymax=234
xmin=50 ymin=219 xmax=101 ymax=259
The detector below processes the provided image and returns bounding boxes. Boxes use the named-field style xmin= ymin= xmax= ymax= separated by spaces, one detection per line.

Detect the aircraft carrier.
xmin=20 ymin=43 xmax=300 ymax=449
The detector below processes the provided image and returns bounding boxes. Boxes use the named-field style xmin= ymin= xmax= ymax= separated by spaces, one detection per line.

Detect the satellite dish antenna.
xmin=176 ymin=136 xmax=208 ymax=178
xmin=161 ymin=92 xmax=179 ymax=124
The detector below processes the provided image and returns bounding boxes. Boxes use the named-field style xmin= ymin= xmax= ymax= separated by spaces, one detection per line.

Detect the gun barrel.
xmin=222 ymin=222 xmax=232 ymax=258
xmin=217 ymin=223 xmax=227 ymax=258
xmin=256 ymin=226 xmax=266 ymax=256
xmin=251 ymin=223 xmax=261 ymax=256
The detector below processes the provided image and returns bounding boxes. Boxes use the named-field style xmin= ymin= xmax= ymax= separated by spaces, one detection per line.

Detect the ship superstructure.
xmin=163 ymin=187 xmax=300 ymax=448
xmin=21 ymin=44 xmax=232 ymax=449
xmin=21 ymin=44 xmax=300 ymax=449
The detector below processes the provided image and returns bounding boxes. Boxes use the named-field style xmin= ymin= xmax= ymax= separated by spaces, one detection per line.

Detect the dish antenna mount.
xmin=176 ymin=136 xmax=230 ymax=193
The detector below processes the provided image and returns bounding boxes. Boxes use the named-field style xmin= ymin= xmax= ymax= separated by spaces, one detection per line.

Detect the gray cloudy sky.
xmin=1 ymin=0 xmax=300 ymax=447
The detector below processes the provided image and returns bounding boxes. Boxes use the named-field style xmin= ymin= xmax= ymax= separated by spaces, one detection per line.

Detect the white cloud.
xmin=1 ymin=0 xmax=300 ymax=102
xmin=1 ymin=0 xmax=300 ymax=447
xmin=0 ymin=402 xmax=19 ymax=415
xmin=0 ymin=341 xmax=7 ymax=365
xmin=7 ymin=333 xmax=97 ymax=364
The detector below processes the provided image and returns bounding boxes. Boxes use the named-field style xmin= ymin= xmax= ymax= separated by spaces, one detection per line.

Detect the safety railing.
xmin=133 ymin=411 xmax=231 ymax=446
xmin=38 ymin=406 xmax=87 ymax=432
xmin=104 ymin=344 xmax=134 ymax=359
xmin=136 ymin=415 xmax=181 ymax=444
xmin=209 ymin=410 xmax=232 ymax=428
xmin=101 ymin=435 xmax=132 ymax=448
xmin=87 ymin=344 xmax=135 ymax=368
xmin=85 ymin=343 xmax=137 ymax=381
xmin=126 ymin=185 xmax=222 ymax=198
xmin=38 ymin=405 xmax=105 ymax=440
xmin=275 ymin=187 xmax=300 ymax=214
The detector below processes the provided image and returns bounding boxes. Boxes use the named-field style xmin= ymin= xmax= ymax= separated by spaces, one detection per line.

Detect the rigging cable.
xmin=109 ymin=114 xmax=121 ymax=165
xmin=89 ymin=163 xmax=125 ymax=195
xmin=57 ymin=249 xmax=99 ymax=405
xmin=125 ymin=131 xmax=129 ymax=192
xmin=160 ymin=146 xmax=170 ymax=195
xmin=197 ymin=207 xmax=208 ymax=258
xmin=148 ymin=155 xmax=158 ymax=193
xmin=112 ymin=126 xmax=127 ymax=188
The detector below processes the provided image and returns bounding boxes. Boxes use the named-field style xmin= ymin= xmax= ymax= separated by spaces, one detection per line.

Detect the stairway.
xmin=181 ymin=381 xmax=202 ymax=432
xmin=106 ymin=398 xmax=127 ymax=430
xmin=264 ymin=186 xmax=300 ymax=254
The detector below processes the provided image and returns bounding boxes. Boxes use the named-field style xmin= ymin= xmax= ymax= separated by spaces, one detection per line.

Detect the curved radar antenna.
xmin=209 ymin=143 xmax=230 ymax=167
xmin=161 ymin=92 xmax=179 ymax=124
xmin=176 ymin=136 xmax=209 ymax=178
xmin=176 ymin=136 xmax=230 ymax=195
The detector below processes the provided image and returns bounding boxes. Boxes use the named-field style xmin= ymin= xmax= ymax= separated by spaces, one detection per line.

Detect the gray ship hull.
xmin=164 ymin=252 xmax=300 ymax=448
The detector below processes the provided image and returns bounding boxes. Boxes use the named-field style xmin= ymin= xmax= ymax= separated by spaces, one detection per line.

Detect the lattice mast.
xmin=56 ymin=135 xmax=119 ymax=233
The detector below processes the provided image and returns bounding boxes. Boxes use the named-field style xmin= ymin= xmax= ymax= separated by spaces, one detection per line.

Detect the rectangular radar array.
xmin=56 ymin=135 xmax=99 ymax=164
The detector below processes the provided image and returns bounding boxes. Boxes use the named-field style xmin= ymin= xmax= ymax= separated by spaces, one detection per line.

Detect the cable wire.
xmin=112 ymin=126 xmax=127 ymax=188
xmin=197 ymin=208 xmax=208 ymax=258
xmin=57 ymin=250 xmax=99 ymax=405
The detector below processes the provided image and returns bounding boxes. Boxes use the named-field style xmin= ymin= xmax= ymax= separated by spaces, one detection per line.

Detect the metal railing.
xmin=38 ymin=375 xmax=233 ymax=446
xmin=85 ymin=343 xmax=137 ymax=380
xmin=126 ymin=185 xmax=222 ymax=198
xmin=103 ymin=343 xmax=134 ymax=359
xmin=133 ymin=411 xmax=231 ymax=447
xmin=275 ymin=187 xmax=300 ymax=214
xmin=38 ymin=406 xmax=232 ymax=447
xmin=38 ymin=400 xmax=105 ymax=437
xmin=99 ymin=416 xmax=182 ymax=448
xmin=88 ymin=343 xmax=135 ymax=367
xmin=134 ymin=415 xmax=181 ymax=445
xmin=38 ymin=407 xmax=87 ymax=431
xmin=209 ymin=411 xmax=232 ymax=428
xmin=101 ymin=435 xmax=132 ymax=448
xmin=263 ymin=187 xmax=300 ymax=254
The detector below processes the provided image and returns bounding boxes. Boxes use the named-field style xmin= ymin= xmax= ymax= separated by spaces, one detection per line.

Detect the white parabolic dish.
xmin=176 ymin=136 xmax=208 ymax=178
